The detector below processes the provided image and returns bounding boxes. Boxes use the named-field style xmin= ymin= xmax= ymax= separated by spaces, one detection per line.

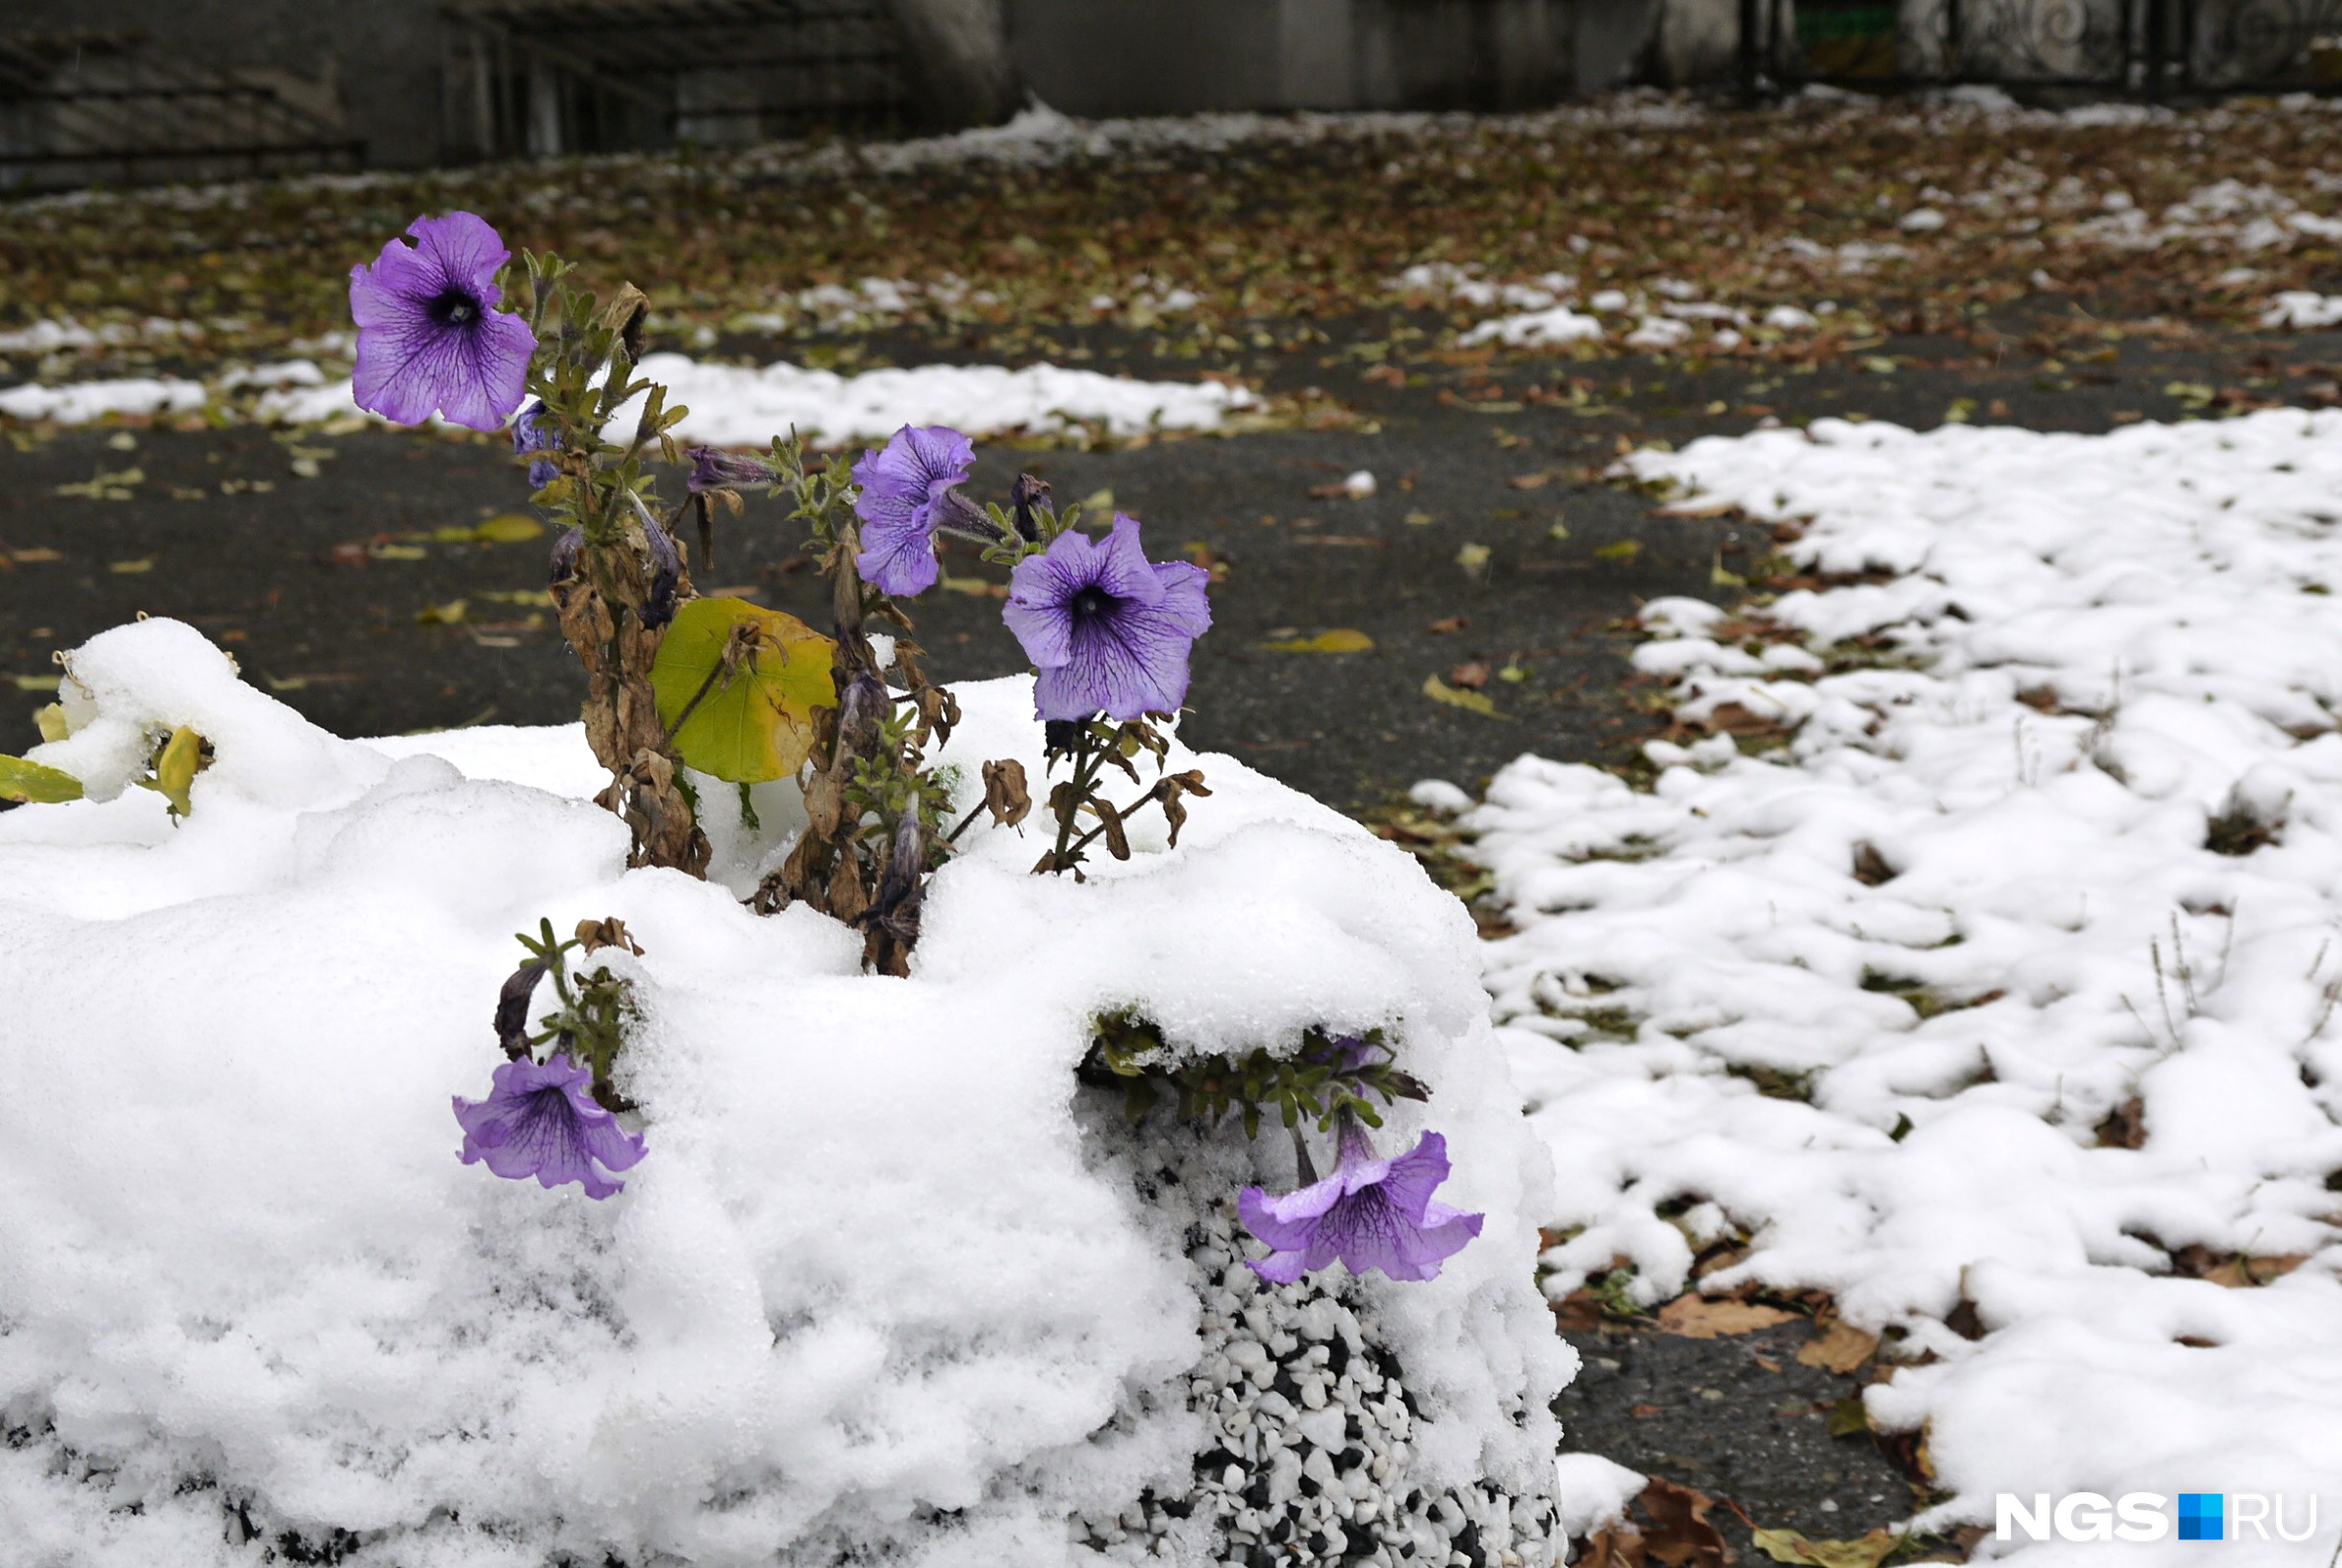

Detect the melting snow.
xmin=1455 ymin=409 xmax=2342 ymax=1552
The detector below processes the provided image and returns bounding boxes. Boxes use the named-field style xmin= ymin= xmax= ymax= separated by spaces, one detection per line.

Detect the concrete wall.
xmin=9 ymin=0 xmax=440 ymax=167
xmin=1006 ymin=0 xmax=1588 ymax=115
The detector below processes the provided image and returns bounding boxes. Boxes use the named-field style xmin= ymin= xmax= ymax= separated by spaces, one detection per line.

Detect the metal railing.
xmin=1742 ymin=0 xmax=2342 ymax=93
xmin=0 ymin=32 xmax=360 ymax=192
xmin=439 ymin=0 xmax=905 ymax=161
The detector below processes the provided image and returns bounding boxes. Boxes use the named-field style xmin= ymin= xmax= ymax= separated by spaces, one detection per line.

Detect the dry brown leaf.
xmin=1638 ymin=1478 xmax=1733 ymax=1567
xmin=1751 ymin=1526 xmax=1897 ymax=1568
xmin=1658 ymin=1296 xmax=1795 ymax=1339
xmin=1581 ymin=1524 xmax=1650 ymax=1568
xmin=1796 ymin=1320 xmax=1877 ymax=1374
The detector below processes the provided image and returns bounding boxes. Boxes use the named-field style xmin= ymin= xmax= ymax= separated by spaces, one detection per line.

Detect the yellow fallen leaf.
xmin=371 ymin=545 xmax=428 ymax=560
xmin=1456 ymin=542 xmax=1491 ymax=571
xmin=1404 ymin=509 xmax=1435 ymax=525
xmin=1595 ymin=539 xmax=1643 ymax=561
xmin=1797 ymin=1320 xmax=1878 ymax=1374
xmin=1078 ymin=488 xmax=1115 ymax=514
xmin=0 ymin=753 xmax=83 ymax=804
xmin=1751 ymin=1527 xmax=1898 ymax=1568
xmin=1264 ymin=628 xmax=1374 ymax=653
xmin=474 ymin=513 xmax=546 ymax=543
xmin=1423 ymin=675 xmax=1504 ymax=718
xmin=1657 ymin=1295 xmax=1795 ymax=1338
xmin=11 ymin=675 xmax=61 ymax=691
xmin=108 ymin=558 xmax=155 ymax=574
xmin=417 ymin=600 xmax=469 ymax=625
xmin=938 ymin=571 xmax=1008 ymax=598
xmin=650 ymin=596 xmax=836 ymax=783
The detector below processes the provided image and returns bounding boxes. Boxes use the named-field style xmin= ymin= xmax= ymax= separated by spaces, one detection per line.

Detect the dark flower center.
xmin=428 ymin=289 xmax=482 ymax=330
xmin=1068 ymin=585 xmax=1117 ymax=625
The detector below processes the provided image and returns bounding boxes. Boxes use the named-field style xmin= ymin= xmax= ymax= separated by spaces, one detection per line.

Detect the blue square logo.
xmin=2179 ymin=1493 xmax=2224 ymax=1540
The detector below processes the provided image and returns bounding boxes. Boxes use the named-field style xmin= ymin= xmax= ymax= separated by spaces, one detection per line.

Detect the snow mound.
xmin=1472 ymin=409 xmax=2342 ymax=1549
xmin=1462 ymin=306 xmax=1605 ymax=348
xmin=0 ymin=619 xmax=1564 ymax=1567
xmin=0 ymin=377 xmax=206 ymax=424
xmin=237 ymin=354 xmax=1255 ymax=443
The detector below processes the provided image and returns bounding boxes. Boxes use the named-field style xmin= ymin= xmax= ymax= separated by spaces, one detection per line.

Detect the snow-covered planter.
xmin=0 ymin=208 xmax=1572 ymax=1567
xmin=0 ymin=624 xmax=1568 ymax=1566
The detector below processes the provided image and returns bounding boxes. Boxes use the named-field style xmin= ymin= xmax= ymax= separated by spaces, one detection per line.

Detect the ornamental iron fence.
xmin=0 ymin=31 xmax=361 ymax=192
xmin=1743 ymin=0 xmax=2342 ymax=92
xmin=438 ymin=0 xmax=906 ymax=161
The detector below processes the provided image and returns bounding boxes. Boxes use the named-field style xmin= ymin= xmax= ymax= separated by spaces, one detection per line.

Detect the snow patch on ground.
xmin=1465 ymin=409 xmax=2342 ymax=1553
xmin=0 ymin=620 xmax=1564 ymax=1567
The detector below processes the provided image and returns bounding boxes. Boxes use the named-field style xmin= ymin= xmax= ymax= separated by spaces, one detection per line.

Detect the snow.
xmin=0 ymin=376 xmax=207 ymax=424
xmin=1462 ymin=306 xmax=1604 ymax=348
xmin=230 ymin=354 xmax=1254 ymax=443
xmin=0 ymin=620 xmax=1567 ymax=1566
xmin=1465 ymin=409 xmax=2342 ymax=1556
xmin=609 ymin=354 xmax=1256 ymax=446
xmin=2260 ymin=291 xmax=2342 ymax=328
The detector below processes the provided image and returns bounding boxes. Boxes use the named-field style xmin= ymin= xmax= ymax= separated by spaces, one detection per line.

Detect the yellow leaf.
xmin=1264 ymin=628 xmax=1375 ymax=654
xmin=0 ymin=753 xmax=83 ymax=804
xmin=1423 ymin=675 xmax=1504 ymax=718
xmin=34 ymin=703 xmax=69 ymax=743
xmin=108 ymin=558 xmax=155 ymax=574
xmin=371 ymin=545 xmax=427 ymax=560
xmin=1796 ymin=1321 xmax=1878 ymax=1373
xmin=474 ymin=513 xmax=546 ymax=543
xmin=1078 ymin=488 xmax=1115 ymax=514
xmin=12 ymin=675 xmax=61 ymax=691
xmin=416 ymin=599 xmax=469 ymax=625
xmin=134 ymin=725 xmax=204 ymax=817
xmin=1751 ymin=1527 xmax=1898 ymax=1568
xmin=650 ymin=597 xmax=836 ymax=784
xmin=1404 ymin=509 xmax=1435 ymax=525
xmin=938 ymin=571 xmax=1008 ymax=598
xmin=1658 ymin=1296 xmax=1796 ymax=1339
xmin=1456 ymin=543 xmax=1491 ymax=571
xmin=1595 ymin=540 xmax=1642 ymax=561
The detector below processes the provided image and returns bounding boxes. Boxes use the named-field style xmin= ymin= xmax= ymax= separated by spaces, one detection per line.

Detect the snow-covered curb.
xmin=0 ymin=355 xmax=1255 ymax=442
xmin=1463 ymin=410 xmax=2342 ymax=1553
xmin=0 ymin=620 xmax=1566 ymax=1567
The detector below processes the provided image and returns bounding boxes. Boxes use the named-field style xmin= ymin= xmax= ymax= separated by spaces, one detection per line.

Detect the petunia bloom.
xmin=453 ymin=1052 xmax=646 ymax=1200
xmin=851 ymin=425 xmax=975 ymax=597
xmin=512 ymin=400 xmax=560 ymax=488
xmin=1003 ymin=513 xmax=1211 ymax=722
xmin=1238 ymin=1126 xmax=1482 ymax=1283
xmin=350 ymin=211 xmax=536 ymax=432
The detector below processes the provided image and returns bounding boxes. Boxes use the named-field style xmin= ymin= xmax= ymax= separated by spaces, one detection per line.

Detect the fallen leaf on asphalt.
xmin=1826 ymin=1397 xmax=1871 ymax=1437
xmin=11 ymin=675 xmax=60 ymax=691
xmin=1263 ymin=628 xmax=1374 ymax=653
xmin=1580 ymin=1525 xmax=1649 ymax=1568
xmin=1456 ymin=542 xmax=1491 ymax=572
xmin=1423 ymin=675 xmax=1503 ymax=717
xmin=1751 ymin=1527 xmax=1898 ymax=1568
xmin=1509 ymin=470 xmax=1559 ymax=489
xmin=1638 ymin=1479 xmax=1732 ymax=1567
xmin=107 ymin=558 xmax=154 ymax=574
xmin=474 ymin=513 xmax=546 ymax=543
xmin=1595 ymin=539 xmax=1643 ymax=561
xmin=417 ymin=599 xmax=469 ymax=625
xmin=1796 ymin=1321 xmax=1878 ymax=1374
xmin=1448 ymin=661 xmax=1491 ymax=688
xmin=2203 ymin=1254 xmax=2308 ymax=1288
xmin=8 ymin=548 xmax=60 ymax=563
xmin=1425 ymin=616 xmax=1470 ymax=633
xmin=1658 ymin=1296 xmax=1795 ymax=1339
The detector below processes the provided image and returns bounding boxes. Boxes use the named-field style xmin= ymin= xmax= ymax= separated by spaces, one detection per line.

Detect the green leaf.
xmin=650 ymin=596 xmax=837 ymax=784
xmin=0 ymin=753 xmax=83 ymax=804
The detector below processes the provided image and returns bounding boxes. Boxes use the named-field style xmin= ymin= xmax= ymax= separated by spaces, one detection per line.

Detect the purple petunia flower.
xmin=452 ymin=1052 xmax=646 ymax=1200
xmin=1003 ymin=513 xmax=1211 ymax=722
xmin=512 ymin=399 xmax=560 ymax=488
xmin=350 ymin=211 xmax=536 ymax=432
xmin=685 ymin=445 xmax=769 ymax=493
xmin=1238 ymin=1126 xmax=1483 ymax=1283
xmin=851 ymin=425 xmax=975 ymax=597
